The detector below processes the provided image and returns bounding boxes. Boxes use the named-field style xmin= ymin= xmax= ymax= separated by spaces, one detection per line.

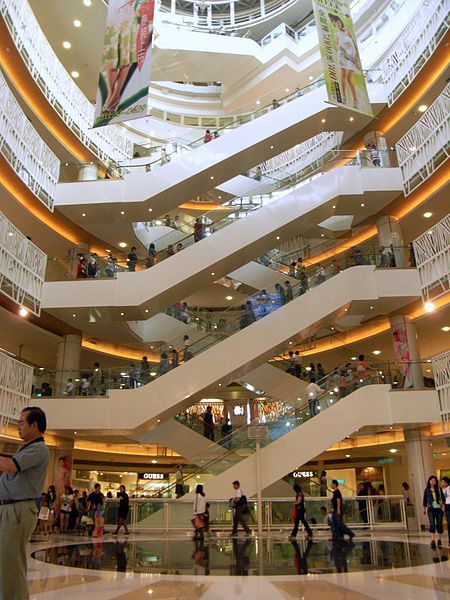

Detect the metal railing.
xmin=0 ymin=71 xmax=59 ymax=210
xmin=0 ymin=211 xmax=47 ymax=316
xmin=381 ymin=0 xmax=450 ymax=105
xmin=100 ymin=495 xmax=408 ymax=532
xmin=0 ymin=0 xmax=133 ymax=165
xmin=396 ymin=82 xmax=450 ymax=196
xmin=0 ymin=348 xmax=33 ymax=432
xmin=412 ymin=213 xmax=450 ymax=302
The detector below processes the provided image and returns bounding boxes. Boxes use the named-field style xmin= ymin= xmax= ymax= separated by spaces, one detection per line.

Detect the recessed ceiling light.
xmin=332 ymin=205 xmax=336 ymax=209
xmin=211 ymin=272 xmax=215 ymax=276
xmin=349 ymin=117 xmax=354 ymax=122
xmin=442 ymin=326 xmax=450 ymax=332
xmin=145 ymin=309 xmax=149 ymax=313
xmin=148 ymin=208 xmax=152 ymax=212
xmin=120 ymin=312 xmax=124 ymax=316
xmin=226 ymin=295 xmax=233 ymax=300
xmin=151 ymin=459 xmax=158 ymax=464
xmin=71 ymin=71 xmax=79 ymax=78
xmin=289 ymin=341 xmax=293 ymax=345
xmin=321 ymin=119 xmax=326 ymax=123
xmin=62 ymin=41 xmax=71 ymax=49
xmin=120 ymin=210 xmax=125 ymax=215
xmin=270 ymin=145 xmax=274 ymax=149
xmin=118 ymin=242 xmax=127 ymax=248
xmin=418 ymin=104 xmax=427 ymax=112
xmin=370 ymin=305 xmax=374 ymax=309
xmin=19 ymin=307 xmax=28 ymax=318
xmin=276 ymin=236 xmax=280 ymax=240
xmin=372 ymin=350 xmax=381 ymax=355
xmin=82 ymin=212 xmax=86 ymax=217
xmin=345 ymin=454 xmax=350 ymax=458
xmin=72 ymin=314 xmax=76 ymax=317
xmin=256 ymin=100 xmax=260 ymax=105
xmin=351 ymin=356 xmax=357 ymax=361
xmin=73 ymin=19 xmax=81 ymax=27
xmin=389 ymin=448 xmax=398 ymax=454
xmin=423 ymin=212 xmax=432 ymax=218
xmin=321 ymin=233 xmax=325 ymax=237
xmin=309 ymin=75 xmax=313 ymax=81
xmin=425 ymin=301 xmax=435 ymax=313
xmin=7 ymin=232 xmax=13 ymax=237
xmin=285 ymin=88 xmax=290 ymax=93
xmin=83 ymin=0 xmax=92 ymax=5
xmin=361 ymin=203 xmax=365 ymax=207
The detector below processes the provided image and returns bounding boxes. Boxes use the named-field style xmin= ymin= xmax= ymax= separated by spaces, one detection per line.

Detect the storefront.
xmin=72 ymin=469 xmax=172 ymax=497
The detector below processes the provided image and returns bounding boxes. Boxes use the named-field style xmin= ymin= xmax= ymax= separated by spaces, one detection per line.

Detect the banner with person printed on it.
xmin=312 ymin=0 xmax=373 ymax=117
xmin=94 ymin=0 xmax=155 ymax=128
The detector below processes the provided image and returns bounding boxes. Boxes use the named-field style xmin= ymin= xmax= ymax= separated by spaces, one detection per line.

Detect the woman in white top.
xmin=328 ymin=13 xmax=361 ymax=109
xmin=193 ymin=484 xmax=207 ymax=540
xmin=440 ymin=477 xmax=450 ymax=544
xmin=60 ymin=485 xmax=74 ymax=533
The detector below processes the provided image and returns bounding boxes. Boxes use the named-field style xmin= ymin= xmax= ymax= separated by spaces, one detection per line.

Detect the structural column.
xmin=404 ymin=428 xmax=436 ymax=529
xmin=376 ymin=215 xmax=407 ymax=267
xmin=389 ymin=315 xmax=424 ymax=389
xmin=55 ymin=334 xmax=82 ymax=396
xmin=53 ymin=438 xmax=75 ymax=497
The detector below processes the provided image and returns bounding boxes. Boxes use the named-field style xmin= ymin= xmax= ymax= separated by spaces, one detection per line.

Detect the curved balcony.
xmin=0 ymin=348 xmax=33 ymax=432
xmin=381 ymin=0 xmax=450 ymax=106
xmin=0 ymin=70 xmax=59 ymax=210
xmin=0 ymin=0 xmax=132 ymax=164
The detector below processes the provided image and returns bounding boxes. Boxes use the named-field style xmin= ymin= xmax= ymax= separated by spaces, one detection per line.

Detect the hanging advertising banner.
xmin=94 ymin=0 xmax=155 ymax=128
xmin=312 ymin=0 xmax=373 ymax=117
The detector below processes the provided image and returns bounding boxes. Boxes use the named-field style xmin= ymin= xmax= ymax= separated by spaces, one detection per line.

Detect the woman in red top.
xmin=203 ymin=130 xmax=213 ymax=143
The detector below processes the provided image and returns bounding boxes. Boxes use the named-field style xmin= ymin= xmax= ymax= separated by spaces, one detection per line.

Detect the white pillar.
xmin=404 ymin=428 xmax=436 ymax=529
xmin=230 ymin=1 xmax=235 ymax=25
xmin=56 ymin=334 xmax=82 ymax=396
xmin=389 ymin=315 xmax=424 ymax=389
xmin=376 ymin=215 xmax=407 ymax=267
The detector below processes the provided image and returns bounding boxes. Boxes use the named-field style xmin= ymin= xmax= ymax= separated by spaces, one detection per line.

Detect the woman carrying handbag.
xmin=192 ymin=484 xmax=207 ymax=541
xmin=289 ymin=484 xmax=313 ymax=541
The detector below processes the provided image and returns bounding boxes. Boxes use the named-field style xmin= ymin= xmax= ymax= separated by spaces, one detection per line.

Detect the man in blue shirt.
xmin=0 ymin=407 xmax=49 ymax=600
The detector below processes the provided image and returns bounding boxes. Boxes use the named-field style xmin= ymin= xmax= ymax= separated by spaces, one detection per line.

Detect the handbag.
xmin=292 ymin=506 xmax=297 ymax=521
xmin=191 ymin=515 xmax=204 ymax=529
xmin=38 ymin=506 xmax=50 ymax=521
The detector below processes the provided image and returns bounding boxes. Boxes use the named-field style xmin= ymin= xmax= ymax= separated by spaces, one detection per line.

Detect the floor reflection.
xmin=31 ymin=538 xmax=442 ymax=576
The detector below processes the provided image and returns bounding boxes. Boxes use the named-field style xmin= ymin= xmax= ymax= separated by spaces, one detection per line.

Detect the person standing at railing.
xmin=285 ymin=281 xmax=293 ymax=302
xmin=146 ymin=243 xmax=156 ymax=268
xmin=423 ymin=475 xmax=445 ymax=549
xmin=194 ymin=218 xmax=205 ymax=242
xmin=127 ymin=247 xmax=138 ymax=272
xmin=330 ymin=480 xmax=354 ymax=542
xmin=203 ymin=406 xmax=215 ymax=441
xmin=271 ymin=99 xmax=280 ymax=109
xmin=175 ymin=466 xmax=185 ymax=498
xmin=275 ymin=283 xmax=286 ymax=306
xmin=305 ymin=378 xmax=322 ymax=417
xmin=289 ymin=483 xmax=313 ymax=541
xmin=294 ymin=351 xmax=302 ymax=378
xmin=140 ymin=356 xmax=150 ymax=384
xmin=203 ymin=130 xmax=213 ymax=143
xmin=356 ymin=354 xmax=371 ymax=386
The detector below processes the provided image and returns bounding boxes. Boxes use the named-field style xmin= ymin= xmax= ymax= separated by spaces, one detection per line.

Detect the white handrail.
xmin=0 ymin=210 xmax=47 ymax=316
xmin=381 ymin=0 xmax=450 ymax=106
xmin=396 ymin=82 xmax=450 ymax=195
xmin=0 ymin=349 xmax=33 ymax=432
xmin=0 ymin=71 xmax=60 ymax=210
xmin=0 ymin=0 xmax=133 ymax=165
xmin=432 ymin=350 xmax=450 ymax=424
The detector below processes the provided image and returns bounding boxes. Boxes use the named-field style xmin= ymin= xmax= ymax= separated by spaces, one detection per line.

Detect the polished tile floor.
xmin=27 ymin=531 xmax=450 ymax=599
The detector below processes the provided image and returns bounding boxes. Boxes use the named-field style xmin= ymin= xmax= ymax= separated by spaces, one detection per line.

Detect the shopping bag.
xmin=38 ymin=507 xmax=50 ymax=521
xmin=191 ymin=515 xmax=204 ymax=529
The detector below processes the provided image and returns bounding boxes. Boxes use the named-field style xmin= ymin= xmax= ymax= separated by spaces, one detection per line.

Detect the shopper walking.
xmin=230 ymin=481 xmax=251 ymax=536
xmin=319 ymin=470 xmax=328 ymax=497
xmin=305 ymin=378 xmax=322 ymax=417
xmin=330 ymin=480 xmax=354 ymax=542
xmin=194 ymin=218 xmax=205 ymax=242
xmin=192 ymin=484 xmax=207 ymax=540
xmin=113 ymin=485 xmax=130 ymax=535
xmin=357 ymin=482 xmax=368 ymax=524
xmin=0 ymin=407 xmax=49 ymax=600
xmin=127 ymin=246 xmax=138 ymax=271
xmin=423 ymin=475 xmax=445 ymax=548
xmin=289 ymin=483 xmax=313 ymax=540
xmin=175 ymin=465 xmax=185 ymax=498
xmin=440 ymin=477 xmax=450 ymax=544
xmin=59 ymin=485 xmax=74 ymax=533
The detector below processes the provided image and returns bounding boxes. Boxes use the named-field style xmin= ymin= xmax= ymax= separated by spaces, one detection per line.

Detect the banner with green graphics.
xmin=94 ymin=0 xmax=155 ymax=127
xmin=313 ymin=0 xmax=373 ymax=116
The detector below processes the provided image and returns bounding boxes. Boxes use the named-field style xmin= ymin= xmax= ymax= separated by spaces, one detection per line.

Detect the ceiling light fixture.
xmin=148 ymin=208 xmax=152 ymax=212
xmin=71 ymin=71 xmax=80 ymax=78
xmin=389 ymin=448 xmax=398 ymax=454
xmin=120 ymin=210 xmax=125 ymax=215
xmin=226 ymin=295 xmax=233 ymax=300
xmin=120 ymin=312 xmax=124 ymax=316
xmin=351 ymin=356 xmax=357 ymax=361
xmin=256 ymin=100 xmax=260 ymax=105
xmin=309 ymin=75 xmax=313 ymax=81
xmin=361 ymin=203 xmax=365 ymax=207
xmin=321 ymin=118 xmax=326 ymax=123
xmin=425 ymin=301 xmax=435 ymax=313
xmin=423 ymin=212 xmax=432 ymax=218
xmin=73 ymin=19 xmax=82 ymax=27
xmin=345 ymin=454 xmax=350 ymax=458
xmin=72 ymin=314 xmax=76 ymax=317
xmin=211 ymin=272 xmax=215 ymax=276
xmin=118 ymin=242 xmax=127 ymax=248
xmin=19 ymin=307 xmax=28 ymax=318
xmin=441 ymin=326 xmax=450 ymax=332
xmin=349 ymin=117 xmax=354 ymax=122
xmin=285 ymin=88 xmax=290 ymax=93
xmin=83 ymin=0 xmax=92 ymax=5
xmin=418 ymin=104 xmax=427 ymax=112
xmin=372 ymin=350 xmax=381 ymax=355
xmin=62 ymin=41 xmax=71 ymax=49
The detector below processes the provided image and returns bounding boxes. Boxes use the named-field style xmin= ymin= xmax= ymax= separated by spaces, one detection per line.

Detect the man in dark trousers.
xmin=0 ymin=407 xmax=49 ymax=600
xmin=330 ymin=480 xmax=355 ymax=542
xmin=230 ymin=480 xmax=251 ymax=536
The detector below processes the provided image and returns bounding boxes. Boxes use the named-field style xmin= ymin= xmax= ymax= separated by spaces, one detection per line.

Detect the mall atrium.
xmin=0 ymin=0 xmax=449 ymax=596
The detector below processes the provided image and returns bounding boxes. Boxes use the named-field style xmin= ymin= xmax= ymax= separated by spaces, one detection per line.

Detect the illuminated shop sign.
xmin=138 ymin=473 xmax=168 ymax=480
xmin=293 ymin=470 xmax=315 ymax=478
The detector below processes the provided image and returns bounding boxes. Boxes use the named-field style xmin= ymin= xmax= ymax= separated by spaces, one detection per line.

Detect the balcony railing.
xmin=0 ymin=0 xmax=132 ymax=165
xmin=0 ymin=210 xmax=47 ymax=316
xmin=396 ymin=82 xmax=450 ymax=196
xmin=0 ymin=71 xmax=59 ymax=210
xmin=412 ymin=213 xmax=450 ymax=303
xmin=433 ymin=350 xmax=450 ymax=424
xmin=381 ymin=0 xmax=450 ymax=106
xmin=0 ymin=348 xmax=33 ymax=432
